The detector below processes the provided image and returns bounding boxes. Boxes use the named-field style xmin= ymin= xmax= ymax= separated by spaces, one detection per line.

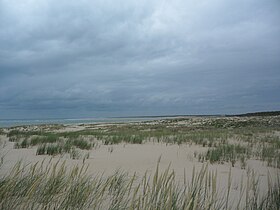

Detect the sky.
xmin=0 ymin=0 xmax=280 ymax=119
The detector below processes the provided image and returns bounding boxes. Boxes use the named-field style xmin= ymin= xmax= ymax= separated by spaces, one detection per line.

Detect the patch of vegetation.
xmin=36 ymin=144 xmax=63 ymax=156
xmin=14 ymin=138 xmax=29 ymax=149
xmin=67 ymin=138 xmax=92 ymax=150
xmin=30 ymin=134 xmax=59 ymax=145
xmin=36 ymin=144 xmax=46 ymax=155
xmin=203 ymin=144 xmax=249 ymax=167
xmin=35 ymin=139 xmax=90 ymax=158
xmin=260 ymin=145 xmax=280 ymax=168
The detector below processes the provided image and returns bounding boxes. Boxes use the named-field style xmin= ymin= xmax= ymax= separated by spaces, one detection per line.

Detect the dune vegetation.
xmin=1 ymin=115 xmax=280 ymax=209
xmin=0 ymin=159 xmax=279 ymax=210
xmin=5 ymin=116 xmax=280 ymax=168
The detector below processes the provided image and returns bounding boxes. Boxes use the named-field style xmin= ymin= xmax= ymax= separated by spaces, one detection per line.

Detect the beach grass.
xmin=0 ymin=160 xmax=279 ymax=210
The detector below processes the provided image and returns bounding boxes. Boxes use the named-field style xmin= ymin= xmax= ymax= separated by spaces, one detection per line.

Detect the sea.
xmin=0 ymin=117 xmax=165 ymax=128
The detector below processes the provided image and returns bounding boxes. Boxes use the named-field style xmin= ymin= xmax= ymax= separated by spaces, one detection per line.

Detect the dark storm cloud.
xmin=0 ymin=0 xmax=280 ymax=119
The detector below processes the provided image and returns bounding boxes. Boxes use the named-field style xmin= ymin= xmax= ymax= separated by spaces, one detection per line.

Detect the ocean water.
xmin=0 ymin=117 xmax=161 ymax=128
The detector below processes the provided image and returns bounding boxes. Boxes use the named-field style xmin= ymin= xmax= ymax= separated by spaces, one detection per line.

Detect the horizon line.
xmin=1 ymin=110 xmax=279 ymax=121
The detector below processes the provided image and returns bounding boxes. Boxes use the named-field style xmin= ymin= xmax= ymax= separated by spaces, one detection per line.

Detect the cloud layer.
xmin=1 ymin=0 xmax=280 ymax=118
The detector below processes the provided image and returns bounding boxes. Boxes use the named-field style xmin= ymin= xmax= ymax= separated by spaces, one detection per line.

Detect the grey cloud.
xmin=0 ymin=0 xmax=280 ymax=119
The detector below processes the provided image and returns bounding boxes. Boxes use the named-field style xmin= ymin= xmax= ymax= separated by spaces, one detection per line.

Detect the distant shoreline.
xmin=0 ymin=117 xmax=163 ymax=128
xmin=0 ymin=111 xmax=279 ymax=128
xmin=3 ymin=110 xmax=279 ymax=121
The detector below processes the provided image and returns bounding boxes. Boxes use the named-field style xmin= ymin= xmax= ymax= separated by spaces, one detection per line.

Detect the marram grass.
xmin=0 ymin=159 xmax=279 ymax=210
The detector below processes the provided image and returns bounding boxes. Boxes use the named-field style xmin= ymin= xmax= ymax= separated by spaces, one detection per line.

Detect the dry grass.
xmin=0 ymin=159 xmax=279 ymax=210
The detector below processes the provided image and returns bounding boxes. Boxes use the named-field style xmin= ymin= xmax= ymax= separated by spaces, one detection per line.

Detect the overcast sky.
xmin=0 ymin=0 xmax=280 ymax=119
